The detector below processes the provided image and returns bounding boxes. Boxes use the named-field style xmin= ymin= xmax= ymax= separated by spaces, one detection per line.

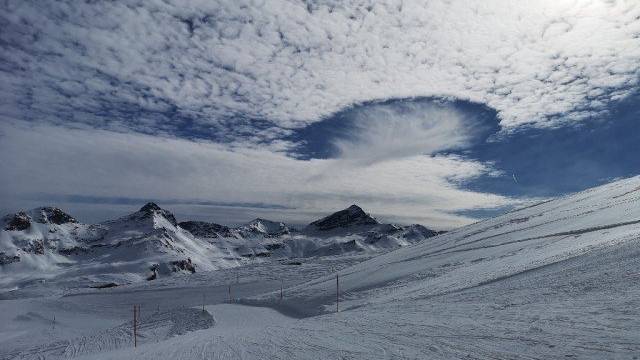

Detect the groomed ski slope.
xmin=252 ymin=175 xmax=640 ymax=317
xmin=3 ymin=176 xmax=640 ymax=359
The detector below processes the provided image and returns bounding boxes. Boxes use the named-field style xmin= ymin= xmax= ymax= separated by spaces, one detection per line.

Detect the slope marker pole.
xmin=336 ymin=273 xmax=339 ymax=313
xmin=133 ymin=304 xmax=137 ymax=348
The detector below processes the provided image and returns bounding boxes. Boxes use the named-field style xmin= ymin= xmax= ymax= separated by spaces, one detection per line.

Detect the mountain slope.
xmin=4 ymin=178 xmax=640 ymax=359
xmin=0 ymin=203 xmax=237 ymax=288
xmin=178 ymin=205 xmax=441 ymax=259
xmin=0 ymin=203 xmax=440 ymax=289
xmin=248 ymin=176 xmax=640 ymax=317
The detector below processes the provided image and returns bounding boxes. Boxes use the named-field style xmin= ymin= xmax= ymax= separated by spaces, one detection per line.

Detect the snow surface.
xmin=2 ymin=176 xmax=640 ymax=359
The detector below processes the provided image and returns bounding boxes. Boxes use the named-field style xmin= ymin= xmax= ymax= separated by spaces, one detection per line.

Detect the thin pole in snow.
xmin=52 ymin=315 xmax=55 ymax=331
xmin=336 ymin=273 xmax=339 ymax=313
xmin=133 ymin=304 xmax=137 ymax=348
xmin=202 ymin=294 xmax=205 ymax=312
xmin=228 ymin=284 xmax=232 ymax=302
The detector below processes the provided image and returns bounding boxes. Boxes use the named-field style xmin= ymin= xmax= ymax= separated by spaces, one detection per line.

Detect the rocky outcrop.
xmin=307 ymin=205 xmax=378 ymax=231
xmin=179 ymin=221 xmax=232 ymax=238
xmin=170 ymin=258 xmax=196 ymax=273
xmin=400 ymin=224 xmax=444 ymax=241
xmin=0 ymin=252 xmax=20 ymax=265
xmin=137 ymin=202 xmax=177 ymax=226
xmin=3 ymin=212 xmax=31 ymax=231
xmin=3 ymin=207 xmax=77 ymax=230
xmin=33 ymin=207 xmax=77 ymax=225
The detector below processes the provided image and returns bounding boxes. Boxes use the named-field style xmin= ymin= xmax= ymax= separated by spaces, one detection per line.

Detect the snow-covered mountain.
xmin=0 ymin=203 xmax=439 ymax=288
xmin=240 ymin=218 xmax=291 ymax=237
xmin=175 ymin=204 xmax=441 ymax=259
xmin=249 ymin=175 xmax=640 ymax=321
xmin=1 ymin=207 xmax=103 ymax=268
xmin=6 ymin=177 xmax=640 ymax=359
xmin=0 ymin=203 xmax=237 ymax=288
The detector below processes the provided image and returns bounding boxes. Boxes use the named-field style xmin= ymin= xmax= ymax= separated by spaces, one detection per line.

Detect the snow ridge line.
xmin=395 ymin=218 xmax=640 ymax=265
xmin=439 ymin=218 xmax=640 ymax=256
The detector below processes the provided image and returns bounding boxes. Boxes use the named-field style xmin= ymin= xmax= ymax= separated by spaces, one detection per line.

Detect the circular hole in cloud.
xmin=290 ymin=97 xmax=499 ymax=163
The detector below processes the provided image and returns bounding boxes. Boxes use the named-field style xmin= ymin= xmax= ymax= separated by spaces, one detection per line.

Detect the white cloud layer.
xmin=0 ymin=121 xmax=520 ymax=229
xmin=1 ymin=0 xmax=636 ymax=228
xmin=1 ymin=0 xmax=639 ymax=134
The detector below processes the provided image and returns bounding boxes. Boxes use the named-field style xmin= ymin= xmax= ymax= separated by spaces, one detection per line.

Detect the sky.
xmin=0 ymin=0 xmax=639 ymax=229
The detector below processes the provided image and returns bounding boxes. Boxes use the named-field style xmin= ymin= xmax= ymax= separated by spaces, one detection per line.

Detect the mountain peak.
xmin=244 ymin=218 xmax=289 ymax=236
xmin=32 ymin=207 xmax=77 ymax=225
xmin=308 ymin=204 xmax=378 ymax=231
xmin=129 ymin=202 xmax=177 ymax=226
xmin=3 ymin=207 xmax=77 ymax=230
xmin=140 ymin=202 xmax=162 ymax=213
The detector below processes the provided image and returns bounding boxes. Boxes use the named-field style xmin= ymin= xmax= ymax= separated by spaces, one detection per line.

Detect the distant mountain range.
xmin=0 ymin=203 xmax=442 ymax=288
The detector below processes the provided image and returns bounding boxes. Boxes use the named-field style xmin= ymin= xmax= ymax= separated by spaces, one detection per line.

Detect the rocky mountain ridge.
xmin=0 ymin=203 xmax=442 ymax=288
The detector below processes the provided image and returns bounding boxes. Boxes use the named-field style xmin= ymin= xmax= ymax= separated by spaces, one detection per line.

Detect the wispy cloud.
xmin=0 ymin=120 xmax=521 ymax=228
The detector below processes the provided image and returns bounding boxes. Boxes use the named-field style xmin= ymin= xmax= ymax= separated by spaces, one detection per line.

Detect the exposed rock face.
xmin=140 ymin=202 xmax=162 ymax=213
xmin=307 ymin=205 xmax=378 ymax=231
xmin=23 ymin=240 xmax=46 ymax=255
xmin=401 ymin=224 xmax=443 ymax=241
xmin=135 ymin=202 xmax=177 ymax=226
xmin=0 ymin=252 xmax=20 ymax=265
xmin=58 ymin=246 xmax=89 ymax=256
xmin=3 ymin=207 xmax=78 ymax=230
xmin=33 ymin=207 xmax=77 ymax=225
xmin=3 ymin=212 xmax=31 ymax=231
xmin=170 ymin=258 xmax=196 ymax=273
xmin=179 ymin=221 xmax=232 ymax=238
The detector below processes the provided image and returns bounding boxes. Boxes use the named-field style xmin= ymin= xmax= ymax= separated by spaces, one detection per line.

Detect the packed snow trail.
xmin=71 ymin=237 xmax=640 ymax=359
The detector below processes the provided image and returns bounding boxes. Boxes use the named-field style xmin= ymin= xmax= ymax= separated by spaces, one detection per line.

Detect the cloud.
xmin=331 ymin=100 xmax=487 ymax=163
xmin=1 ymin=1 xmax=635 ymax=228
xmin=0 ymin=120 xmax=521 ymax=229
xmin=1 ymin=0 xmax=638 ymax=139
